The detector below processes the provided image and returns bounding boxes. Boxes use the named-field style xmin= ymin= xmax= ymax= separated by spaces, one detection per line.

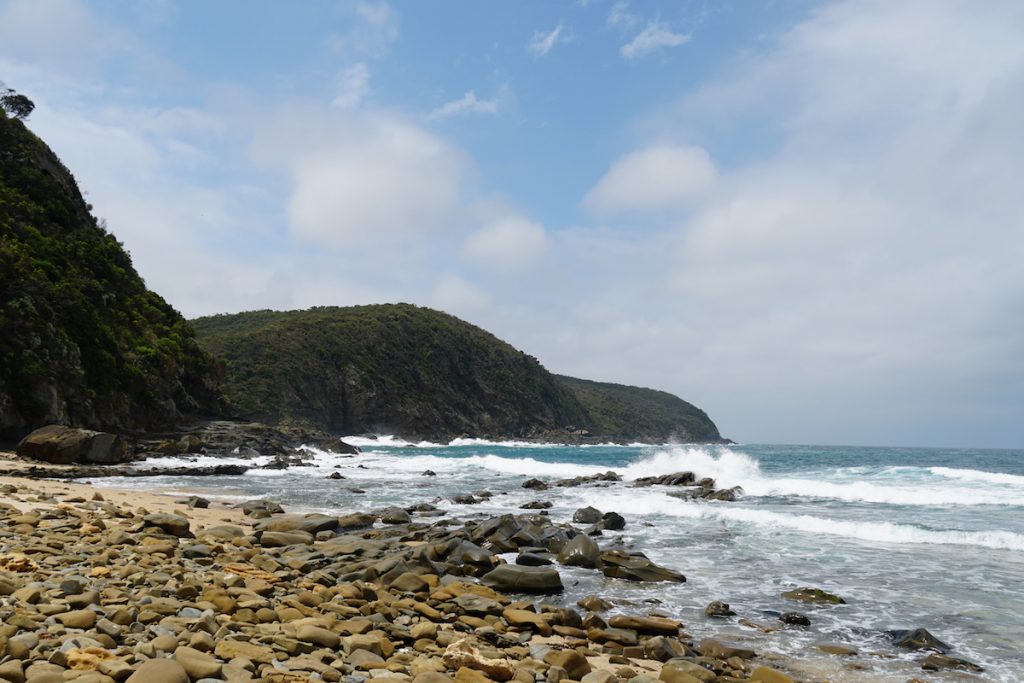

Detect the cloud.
xmin=253 ymin=109 xmax=472 ymax=249
xmin=583 ymin=145 xmax=716 ymax=217
xmin=0 ymin=0 xmax=133 ymax=74
xmin=331 ymin=63 xmax=371 ymax=110
xmin=429 ymin=87 xmax=506 ymax=121
xmin=326 ymin=1 xmax=399 ymax=58
xmin=621 ymin=21 xmax=690 ymax=60
xmin=528 ymin=22 xmax=569 ymax=57
xmin=461 ymin=215 xmax=548 ymax=272
xmin=607 ymin=1 xmax=639 ymax=30
xmin=430 ymin=274 xmax=491 ymax=314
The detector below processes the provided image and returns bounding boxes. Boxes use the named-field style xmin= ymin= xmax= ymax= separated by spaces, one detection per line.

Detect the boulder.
xmin=481 ymin=565 xmax=563 ymax=594
xmin=557 ymin=534 xmax=600 ymax=568
xmin=705 ymin=601 xmax=735 ymax=617
xmin=259 ymin=530 xmax=314 ymax=547
xmin=543 ymin=650 xmax=591 ymax=680
xmin=607 ymin=615 xmax=681 ymax=636
xmin=573 ymin=506 xmax=603 ymax=524
xmin=781 ymin=587 xmax=845 ymax=605
xmin=380 ymin=506 xmax=412 ymax=524
xmin=599 ymin=550 xmax=685 ymax=583
xmin=887 ymin=628 xmax=950 ymax=653
xmin=125 ymin=658 xmax=189 ymax=683
xmin=142 ymin=513 xmax=191 ymax=537
xmin=600 ymin=511 xmax=626 ymax=531
xmin=442 ymin=639 xmax=514 ymax=682
xmin=258 ymin=513 xmax=339 ymax=535
xmin=921 ymin=653 xmax=984 ymax=672
xmin=16 ymin=425 xmax=130 ymax=465
xmin=698 ymin=638 xmax=755 ymax=660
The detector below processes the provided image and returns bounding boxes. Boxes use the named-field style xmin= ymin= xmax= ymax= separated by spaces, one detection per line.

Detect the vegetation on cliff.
xmin=0 ymin=108 xmax=223 ymax=439
xmin=192 ymin=305 xmax=722 ymax=442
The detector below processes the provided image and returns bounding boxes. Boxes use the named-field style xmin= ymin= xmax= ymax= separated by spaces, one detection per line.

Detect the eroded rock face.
xmin=16 ymin=424 xmax=131 ymax=465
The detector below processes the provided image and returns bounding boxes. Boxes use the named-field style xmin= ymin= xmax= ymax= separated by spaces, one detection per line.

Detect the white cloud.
xmin=583 ymin=145 xmax=716 ymax=216
xmin=430 ymin=274 xmax=490 ymax=315
xmin=254 ymin=110 xmax=471 ymax=248
xmin=607 ymin=1 xmax=638 ymax=30
xmin=461 ymin=215 xmax=548 ymax=272
xmin=428 ymin=88 xmax=504 ymax=121
xmin=528 ymin=22 xmax=569 ymax=57
xmin=332 ymin=63 xmax=371 ymax=110
xmin=0 ymin=0 xmax=133 ymax=74
xmin=326 ymin=1 xmax=399 ymax=58
xmin=621 ymin=21 xmax=690 ymax=60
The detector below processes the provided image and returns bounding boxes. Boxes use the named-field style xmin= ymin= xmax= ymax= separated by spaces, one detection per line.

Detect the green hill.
xmin=192 ymin=305 xmax=723 ymax=443
xmin=556 ymin=375 xmax=721 ymax=442
xmin=0 ymin=109 xmax=223 ymax=440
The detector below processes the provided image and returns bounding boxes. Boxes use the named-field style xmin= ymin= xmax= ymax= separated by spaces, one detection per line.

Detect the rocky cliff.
xmin=0 ymin=109 xmax=224 ymax=440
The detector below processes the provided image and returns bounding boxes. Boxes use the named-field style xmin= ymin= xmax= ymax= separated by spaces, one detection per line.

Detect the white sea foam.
xmin=571 ymin=488 xmax=1024 ymax=551
xmin=738 ymin=476 xmax=1024 ymax=506
xmin=930 ymin=467 xmax=1024 ymax=486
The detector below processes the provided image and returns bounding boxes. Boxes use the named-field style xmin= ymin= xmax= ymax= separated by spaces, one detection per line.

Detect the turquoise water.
xmin=94 ymin=441 xmax=1024 ymax=682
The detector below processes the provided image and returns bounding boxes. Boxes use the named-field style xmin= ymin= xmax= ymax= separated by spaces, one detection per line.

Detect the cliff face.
xmin=192 ymin=304 xmax=723 ymax=443
xmin=0 ymin=110 xmax=224 ymax=440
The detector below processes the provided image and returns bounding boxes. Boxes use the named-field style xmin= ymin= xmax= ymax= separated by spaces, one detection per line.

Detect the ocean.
xmin=91 ymin=441 xmax=1024 ymax=682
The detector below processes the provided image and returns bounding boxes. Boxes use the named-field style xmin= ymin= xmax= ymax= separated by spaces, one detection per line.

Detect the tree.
xmin=1 ymin=87 xmax=35 ymax=120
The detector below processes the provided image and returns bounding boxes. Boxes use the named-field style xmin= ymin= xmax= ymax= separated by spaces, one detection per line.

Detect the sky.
xmin=2 ymin=0 xmax=1023 ymax=448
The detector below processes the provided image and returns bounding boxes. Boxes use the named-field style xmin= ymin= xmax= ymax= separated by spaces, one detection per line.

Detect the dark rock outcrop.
xmin=16 ymin=424 xmax=130 ymax=464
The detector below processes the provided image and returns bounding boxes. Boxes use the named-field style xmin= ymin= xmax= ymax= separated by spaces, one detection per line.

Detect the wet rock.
xmin=705 ymin=601 xmax=735 ymax=618
xmin=423 ymin=470 xmax=437 ymax=477
xmin=522 ymin=479 xmax=548 ymax=490
xmin=779 ymin=612 xmax=810 ymax=626
xmin=481 ymin=565 xmax=563 ymax=594
xmin=747 ymin=666 xmax=795 ymax=683
xmin=697 ymin=638 xmax=755 ymax=660
xmin=599 ymin=550 xmax=685 ymax=583
xmin=516 ymin=553 xmax=553 ymax=566
xmin=607 ymin=615 xmax=681 ymax=636
xmin=780 ymin=587 xmax=845 ymax=605
xmin=633 ymin=472 xmax=695 ymax=487
xmin=573 ymin=507 xmax=603 ymax=524
xmin=327 ymin=471 xmax=345 ymax=479
xmin=816 ymin=643 xmax=858 ymax=656
xmin=557 ymin=534 xmax=600 ymax=568
xmin=577 ymin=596 xmax=613 ymax=612
xmin=519 ymin=501 xmax=551 ymax=510
xmin=887 ymin=628 xmax=951 ymax=653
xmin=451 ymin=495 xmax=480 ymax=505
xmin=600 ymin=511 xmax=625 ymax=531
xmin=380 ymin=506 xmax=412 ymax=524
xmin=921 ymin=653 xmax=984 ymax=672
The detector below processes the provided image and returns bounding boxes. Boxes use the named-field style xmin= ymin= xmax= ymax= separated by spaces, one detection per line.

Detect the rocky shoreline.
xmin=0 ymin=462 xmax=986 ymax=683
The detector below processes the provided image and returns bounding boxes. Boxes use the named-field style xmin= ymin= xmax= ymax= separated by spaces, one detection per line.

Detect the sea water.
xmin=91 ymin=441 xmax=1024 ymax=682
